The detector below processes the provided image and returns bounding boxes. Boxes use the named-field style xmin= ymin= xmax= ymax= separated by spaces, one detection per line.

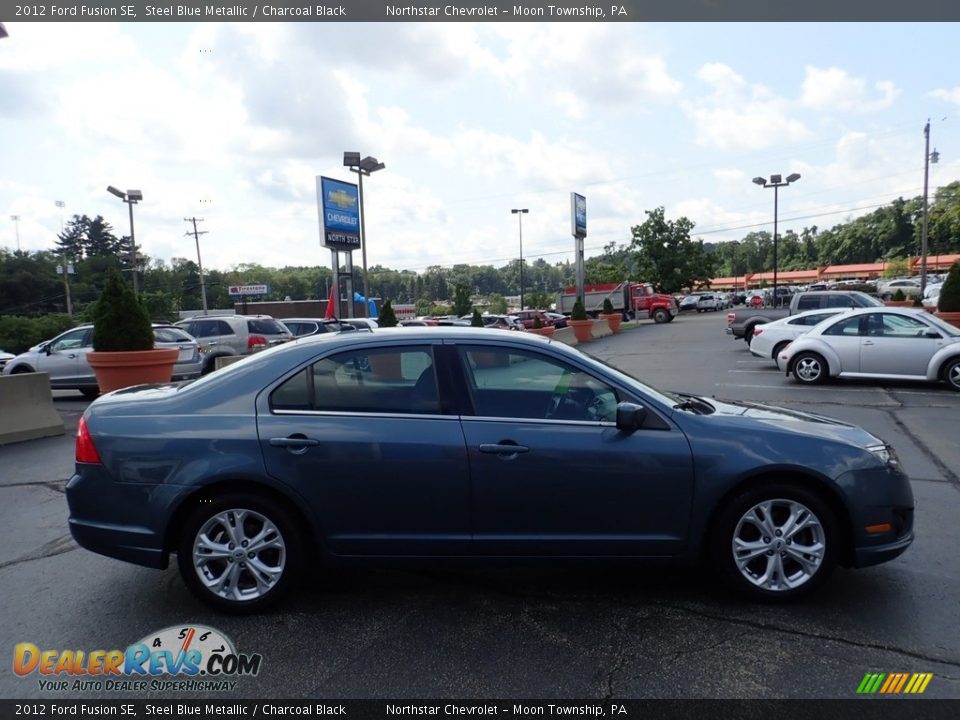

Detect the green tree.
xmin=378 ymin=299 xmax=398 ymax=327
xmin=91 ymin=268 xmax=154 ymax=351
xmin=629 ymin=207 xmax=716 ymax=293
xmin=452 ymin=284 xmax=472 ymax=316
xmin=939 ymin=261 xmax=960 ymax=312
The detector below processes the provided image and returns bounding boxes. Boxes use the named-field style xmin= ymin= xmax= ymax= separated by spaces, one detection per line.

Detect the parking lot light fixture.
xmin=106 ymin=186 xmax=143 ymax=295
xmin=752 ymin=173 xmax=801 ymax=307
xmin=512 ymin=209 xmax=529 ymax=310
xmin=344 ymin=152 xmax=386 ymax=318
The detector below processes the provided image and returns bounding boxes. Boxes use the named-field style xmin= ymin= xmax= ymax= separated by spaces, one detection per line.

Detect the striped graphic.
xmin=857 ymin=672 xmax=933 ymax=694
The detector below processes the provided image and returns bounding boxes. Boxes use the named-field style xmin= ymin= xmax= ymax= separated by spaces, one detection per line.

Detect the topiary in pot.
xmin=569 ymin=299 xmax=593 ymax=342
xmin=892 ymin=289 xmax=906 ymax=301
xmin=92 ymin=268 xmax=155 ymax=351
xmin=936 ymin=261 xmax=960 ymax=328
xmin=378 ymin=299 xmax=398 ymax=328
xmin=602 ymin=298 xmax=615 ymax=314
xmin=87 ymin=268 xmax=177 ymax=393
xmin=471 ymin=309 xmax=484 ymax=327
xmin=600 ymin=296 xmax=621 ymax=333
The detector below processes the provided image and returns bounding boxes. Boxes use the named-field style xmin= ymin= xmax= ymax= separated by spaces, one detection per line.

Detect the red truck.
xmin=556 ymin=282 xmax=678 ymax=323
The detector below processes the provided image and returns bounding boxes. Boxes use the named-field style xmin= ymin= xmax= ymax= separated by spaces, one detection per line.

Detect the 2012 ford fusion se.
xmin=66 ymin=328 xmax=914 ymax=612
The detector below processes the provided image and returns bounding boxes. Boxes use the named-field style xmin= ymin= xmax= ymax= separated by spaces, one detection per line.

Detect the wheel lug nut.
xmin=766 ymin=550 xmax=774 ymax=556
xmin=228 ymin=543 xmax=235 ymax=550
xmin=241 ymin=540 xmax=248 ymax=547
xmin=240 ymin=562 xmax=246 ymax=568
xmin=763 ymin=537 xmax=771 ymax=543
xmin=775 ymin=530 xmax=782 ymax=537
xmin=247 ymin=552 xmax=254 ymax=559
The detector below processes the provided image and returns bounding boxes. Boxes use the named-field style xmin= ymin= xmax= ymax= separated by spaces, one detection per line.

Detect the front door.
xmin=859 ymin=312 xmax=943 ymax=377
xmin=35 ymin=327 xmax=92 ymax=387
xmin=453 ymin=344 xmax=694 ymax=556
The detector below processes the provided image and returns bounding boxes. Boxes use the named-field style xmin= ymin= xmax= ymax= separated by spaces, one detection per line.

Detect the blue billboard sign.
xmin=571 ymin=192 xmax=586 ymax=238
xmin=317 ymin=176 xmax=361 ymax=251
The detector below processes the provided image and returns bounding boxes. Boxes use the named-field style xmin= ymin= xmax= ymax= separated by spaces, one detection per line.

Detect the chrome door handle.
xmin=479 ymin=443 xmax=529 ymax=455
xmin=269 ymin=436 xmax=320 ymax=448
xmin=862 ymin=341 xmax=875 ymax=346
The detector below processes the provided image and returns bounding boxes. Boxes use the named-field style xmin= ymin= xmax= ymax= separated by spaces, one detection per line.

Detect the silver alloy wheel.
xmin=193 ymin=508 xmax=286 ymax=602
xmin=947 ymin=361 xmax=960 ymax=390
xmin=732 ymin=498 xmax=826 ymax=592
xmin=794 ymin=355 xmax=823 ymax=383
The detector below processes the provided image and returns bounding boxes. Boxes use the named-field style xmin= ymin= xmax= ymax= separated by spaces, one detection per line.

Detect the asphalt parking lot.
xmin=2 ymin=313 xmax=959 ymax=700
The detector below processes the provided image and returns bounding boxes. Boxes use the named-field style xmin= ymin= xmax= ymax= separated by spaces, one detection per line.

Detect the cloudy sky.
xmin=1 ymin=21 xmax=958 ymax=275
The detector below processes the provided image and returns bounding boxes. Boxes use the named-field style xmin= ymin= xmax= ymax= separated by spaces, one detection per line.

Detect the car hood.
xmin=701 ymin=397 xmax=883 ymax=448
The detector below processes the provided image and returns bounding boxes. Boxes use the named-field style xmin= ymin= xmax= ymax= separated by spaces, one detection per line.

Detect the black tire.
xmin=791 ymin=352 xmax=828 ymax=385
xmin=665 ymin=313 xmax=675 ymax=323
xmin=80 ymin=388 xmax=100 ymax=400
xmin=941 ymin=358 xmax=960 ymax=392
xmin=771 ymin=341 xmax=790 ymax=361
xmin=10 ymin=365 xmax=33 ymax=374
xmin=652 ymin=309 xmax=669 ymax=324
xmin=744 ymin=327 xmax=756 ymax=346
xmin=176 ymin=492 xmax=303 ymax=613
xmin=708 ymin=482 xmax=837 ymax=601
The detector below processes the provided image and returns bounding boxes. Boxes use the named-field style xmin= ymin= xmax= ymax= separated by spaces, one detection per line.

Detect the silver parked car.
xmin=174 ymin=315 xmax=293 ymax=373
xmin=779 ymin=308 xmax=960 ymax=391
xmin=1 ymin=324 xmax=202 ymax=398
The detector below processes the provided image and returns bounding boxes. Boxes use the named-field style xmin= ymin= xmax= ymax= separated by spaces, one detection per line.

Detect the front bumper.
xmin=854 ymin=531 xmax=914 ymax=568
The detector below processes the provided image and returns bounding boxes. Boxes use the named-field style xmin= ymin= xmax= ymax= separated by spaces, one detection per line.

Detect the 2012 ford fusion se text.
xmin=66 ymin=328 xmax=914 ymax=612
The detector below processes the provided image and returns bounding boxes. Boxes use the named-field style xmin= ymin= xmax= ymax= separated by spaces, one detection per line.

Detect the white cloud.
xmin=684 ymin=63 xmax=812 ymax=151
xmin=800 ymin=66 xmax=899 ymax=112
xmin=930 ymin=86 xmax=960 ymax=105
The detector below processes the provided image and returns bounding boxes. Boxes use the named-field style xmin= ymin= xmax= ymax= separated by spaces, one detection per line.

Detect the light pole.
xmin=10 ymin=215 xmax=20 ymax=252
xmin=920 ymin=120 xmax=940 ymax=296
xmin=344 ymin=152 xmax=385 ymax=317
xmin=752 ymin=173 xmax=801 ymax=307
xmin=106 ymin=186 xmax=143 ymax=295
xmin=511 ymin=208 xmax=529 ymax=310
xmin=55 ymin=200 xmax=73 ymax=316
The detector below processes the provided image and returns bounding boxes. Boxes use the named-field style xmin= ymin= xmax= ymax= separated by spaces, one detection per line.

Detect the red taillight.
xmin=727 ymin=313 xmax=735 ymax=324
xmin=76 ymin=417 xmax=102 ymax=465
xmin=754 ymin=327 xmax=763 ymax=336
xmin=247 ymin=334 xmax=268 ymax=350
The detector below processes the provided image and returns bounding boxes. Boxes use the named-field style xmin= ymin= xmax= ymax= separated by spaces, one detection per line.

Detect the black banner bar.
xmin=2 ymin=0 xmax=960 ymax=23
xmin=2 ymin=700 xmax=960 ymax=720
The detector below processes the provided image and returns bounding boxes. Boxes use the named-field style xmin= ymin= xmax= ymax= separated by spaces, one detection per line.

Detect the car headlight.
xmin=866 ymin=443 xmax=899 ymax=468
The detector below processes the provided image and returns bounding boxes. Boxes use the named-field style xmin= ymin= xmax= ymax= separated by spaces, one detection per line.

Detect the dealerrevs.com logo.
xmin=14 ymin=625 xmax=262 ymax=693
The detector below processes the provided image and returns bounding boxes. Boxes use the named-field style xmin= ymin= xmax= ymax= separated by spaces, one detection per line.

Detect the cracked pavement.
xmin=2 ymin=318 xmax=959 ymax=699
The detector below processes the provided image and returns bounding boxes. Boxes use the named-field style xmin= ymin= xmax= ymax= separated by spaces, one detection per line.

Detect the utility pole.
xmin=55 ymin=201 xmax=73 ymax=316
xmin=919 ymin=120 xmax=940 ymax=296
xmin=184 ymin=217 xmax=209 ymax=314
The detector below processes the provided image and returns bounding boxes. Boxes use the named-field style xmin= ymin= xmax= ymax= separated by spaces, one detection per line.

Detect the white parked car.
xmin=696 ymin=294 xmax=720 ymax=312
xmin=877 ymin=278 xmax=921 ymax=300
xmin=749 ymin=309 xmax=850 ymax=365
xmin=779 ymin=307 xmax=960 ymax=391
xmin=922 ymin=283 xmax=942 ymax=310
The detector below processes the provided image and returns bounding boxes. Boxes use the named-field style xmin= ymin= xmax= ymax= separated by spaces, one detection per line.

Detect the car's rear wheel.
xmin=791 ymin=352 xmax=827 ymax=385
xmin=177 ymin=492 xmax=302 ymax=613
xmin=772 ymin=341 xmax=790 ymax=360
xmin=652 ymin=309 xmax=669 ymax=324
xmin=942 ymin=358 xmax=960 ymax=392
xmin=709 ymin=483 xmax=837 ymax=600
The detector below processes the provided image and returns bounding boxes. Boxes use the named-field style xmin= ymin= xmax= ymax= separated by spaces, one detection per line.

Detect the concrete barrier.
xmin=214 ymin=355 xmax=245 ymax=370
xmin=0 ymin=373 xmax=66 ymax=445
xmin=591 ymin=318 xmax=613 ymax=338
xmin=552 ymin=327 xmax=578 ymax=346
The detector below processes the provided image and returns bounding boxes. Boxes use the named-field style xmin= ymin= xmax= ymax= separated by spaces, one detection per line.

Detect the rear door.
xmin=818 ymin=315 xmax=865 ymax=372
xmin=257 ymin=342 xmax=471 ymax=556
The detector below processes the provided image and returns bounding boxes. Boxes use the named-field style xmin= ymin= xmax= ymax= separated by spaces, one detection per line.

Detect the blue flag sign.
xmin=317 ymin=177 xmax=361 ymax=251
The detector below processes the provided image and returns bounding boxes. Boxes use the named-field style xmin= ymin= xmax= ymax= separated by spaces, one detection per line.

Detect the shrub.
xmin=378 ymin=299 xmax=398 ymax=327
xmin=939 ymin=261 xmax=960 ymax=312
xmin=0 ymin=314 xmax=77 ymax=355
xmin=571 ymin=299 xmax=588 ymax=321
xmin=602 ymin=298 xmax=615 ymax=314
xmin=470 ymin=309 xmax=483 ymax=327
xmin=892 ymin=289 xmax=906 ymax=301
xmin=91 ymin=269 xmax=154 ymax=352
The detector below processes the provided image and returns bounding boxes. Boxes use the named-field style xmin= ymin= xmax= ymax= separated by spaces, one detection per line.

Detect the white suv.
xmin=174 ymin=315 xmax=293 ymax=373
xmin=696 ymin=294 xmax=720 ymax=312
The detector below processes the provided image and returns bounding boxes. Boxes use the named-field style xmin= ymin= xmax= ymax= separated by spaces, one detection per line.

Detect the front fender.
xmin=927 ymin=347 xmax=960 ymax=382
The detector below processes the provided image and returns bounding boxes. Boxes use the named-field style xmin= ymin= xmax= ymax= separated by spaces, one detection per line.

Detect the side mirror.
xmin=44 ymin=343 xmax=53 ymax=356
xmin=615 ymin=402 xmax=647 ymax=433
xmin=924 ymin=330 xmax=941 ymax=339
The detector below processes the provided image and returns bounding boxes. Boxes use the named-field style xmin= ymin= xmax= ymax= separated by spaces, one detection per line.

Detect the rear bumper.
xmin=68 ymin=516 xmax=169 ymax=569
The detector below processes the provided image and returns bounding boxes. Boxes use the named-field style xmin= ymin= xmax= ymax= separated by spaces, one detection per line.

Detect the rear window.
xmin=247 ymin=319 xmax=288 ymax=335
xmin=153 ymin=327 xmax=194 ymax=343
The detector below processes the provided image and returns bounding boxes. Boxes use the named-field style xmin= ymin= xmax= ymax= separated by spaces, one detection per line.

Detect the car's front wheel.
xmin=942 ymin=358 xmax=960 ymax=392
xmin=710 ymin=483 xmax=837 ymax=600
xmin=177 ymin=492 xmax=302 ymax=613
xmin=792 ymin=352 xmax=827 ymax=385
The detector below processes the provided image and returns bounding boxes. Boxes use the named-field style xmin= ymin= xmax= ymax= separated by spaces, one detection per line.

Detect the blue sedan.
xmin=67 ymin=328 xmax=914 ymax=612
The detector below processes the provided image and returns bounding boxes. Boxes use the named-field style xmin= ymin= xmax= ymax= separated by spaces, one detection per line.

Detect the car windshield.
xmin=922 ymin=313 xmax=960 ymax=337
xmin=578 ymin=348 xmax=695 ymax=412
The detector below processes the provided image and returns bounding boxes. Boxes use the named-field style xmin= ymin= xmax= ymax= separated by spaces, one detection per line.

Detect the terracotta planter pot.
xmin=530 ymin=326 xmax=556 ymax=338
xmin=569 ymin=319 xmax=594 ymax=343
xmin=934 ymin=310 xmax=960 ymax=329
xmin=600 ymin=313 xmax=622 ymax=333
xmin=87 ymin=348 xmax=179 ymax=393
xmin=883 ymin=300 xmax=913 ymax=307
